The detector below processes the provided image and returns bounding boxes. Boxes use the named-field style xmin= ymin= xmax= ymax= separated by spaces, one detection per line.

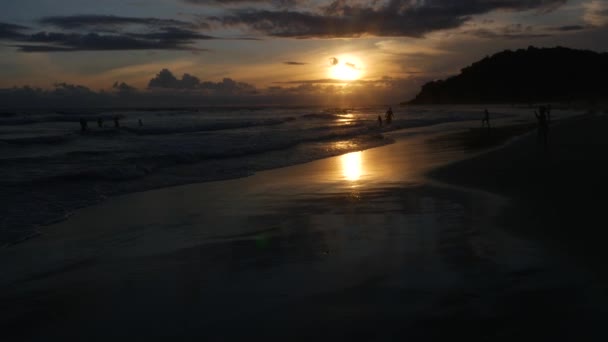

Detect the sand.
xmin=1 ymin=118 xmax=607 ymax=341
xmin=430 ymin=113 xmax=608 ymax=275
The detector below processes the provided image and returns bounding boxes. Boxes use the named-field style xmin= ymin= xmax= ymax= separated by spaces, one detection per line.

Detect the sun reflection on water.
xmin=341 ymin=151 xmax=362 ymax=181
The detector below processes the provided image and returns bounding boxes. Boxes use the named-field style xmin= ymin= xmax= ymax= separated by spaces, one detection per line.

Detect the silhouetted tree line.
xmin=407 ymin=46 xmax=608 ymax=105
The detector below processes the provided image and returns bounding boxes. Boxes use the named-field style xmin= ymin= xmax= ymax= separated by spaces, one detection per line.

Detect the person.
xmin=385 ymin=106 xmax=394 ymax=125
xmin=97 ymin=117 xmax=103 ymax=128
xmin=377 ymin=115 xmax=383 ymax=127
xmin=113 ymin=116 xmax=120 ymax=128
xmin=138 ymin=118 xmax=144 ymax=127
xmin=535 ymin=106 xmax=548 ymax=149
xmin=79 ymin=118 xmax=88 ymax=132
xmin=481 ymin=109 xmax=491 ymax=129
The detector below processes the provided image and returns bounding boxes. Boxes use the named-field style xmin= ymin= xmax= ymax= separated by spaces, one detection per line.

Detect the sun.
xmin=329 ymin=55 xmax=364 ymax=81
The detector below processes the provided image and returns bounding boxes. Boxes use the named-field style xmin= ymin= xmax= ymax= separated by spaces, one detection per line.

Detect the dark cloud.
xmin=0 ymin=15 xmax=215 ymax=52
xmin=39 ymin=15 xmax=203 ymax=30
xmin=128 ymin=27 xmax=214 ymax=41
xmin=284 ymin=61 xmax=307 ymax=65
xmin=466 ymin=23 xmax=552 ymax=40
xmin=183 ymin=0 xmax=298 ymax=8
xmin=345 ymin=62 xmax=358 ymax=69
xmin=208 ymin=0 xmax=567 ymax=38
xmin=554 ymin=25 xmax=587 ymax=32
xmin=148 ymin=69 xmax=201 ymax=89
xmin=468 ymin=28 xmax=551 ymax=40
xmin=13 ymin=30 xmax=207 ymax=52
xmin=148 ymin=69 xmax=257 ymax=94
xmin=200 ymin=78 xmax=257 ymax=94
xmin=113 ymin=82 xmax=137 ymax=93
xmin=0 ymin=22 xmax=28 ymax=39
xmin=0 ymin=73 xmax=412 ymax=108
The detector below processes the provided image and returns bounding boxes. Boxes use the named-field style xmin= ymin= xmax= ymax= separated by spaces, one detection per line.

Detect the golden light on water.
xmin=341 ymin=151 xmax=362 ymax=181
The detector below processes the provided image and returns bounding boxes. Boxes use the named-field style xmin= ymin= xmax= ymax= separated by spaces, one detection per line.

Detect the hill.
xmin=406 ymin=46 xmax=608 ymax=105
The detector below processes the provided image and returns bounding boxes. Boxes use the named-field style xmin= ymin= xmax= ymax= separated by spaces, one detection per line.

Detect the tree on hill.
xmin=406 ymin=46 xmax=608 ymax=104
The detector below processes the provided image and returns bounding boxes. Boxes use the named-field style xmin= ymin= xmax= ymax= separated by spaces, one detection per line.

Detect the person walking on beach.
xmin=481 ymin=109 xmax=491 ymax=129
xmin=377 ymin=115 xmax=383 ymax=127
xmin=113 ymin=116 xmax=120 ymax=128
xmin=535 ymin=106 xmax=549 ymax=149
xmin=97 ymin=117 xmax=103 ymax=128
xmin=385 ymin=106 xmax=394 ymax=125
xmin=79 ymin=118 xmax=88 ymax=132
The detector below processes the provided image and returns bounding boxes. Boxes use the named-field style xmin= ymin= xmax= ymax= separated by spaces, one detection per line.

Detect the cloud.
xmin=147 ymin=68 xmax=257 ymax=94
xmin=39 ymin=15 xmax=203 ymax=30
xmin=113 ymin=81 xmax=137 ymax=93
xmin=183 ymin=0 xmax=299 ymax=8
xmin=284 ymin=61 xmax=307 ymax=65
xmin=0 ymin=15 xmax=215 ymax=52
xmin=148 ymin=69 xmax=200 ymax=89
xmin=0 ymin=73 xmax=412 ymax=107
xmin=375 ymin=40 xmax=447 ymax=56
xmin=0 ymin=22 xmax=28 ymax=39
xmin=554 ymin=25 xmax=587 ymax=31
xmin=584 ymin=0 xmax=608 ymax=27
xmin=200 ymin=78 xmax=257 ymax=94
xmin=208 ymin=0 xmax=567 ymax=38
xmin=13 ymin=31 xmax=209 ymax=52
xmin=345 ymin=62 xmax=358 ymax=69
xmin=465 ymin=23 xmax=552 ymax=40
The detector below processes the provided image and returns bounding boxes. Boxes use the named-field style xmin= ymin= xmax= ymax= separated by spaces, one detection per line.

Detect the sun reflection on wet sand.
xmin=341 ymin=151 xmax=362 ymax=181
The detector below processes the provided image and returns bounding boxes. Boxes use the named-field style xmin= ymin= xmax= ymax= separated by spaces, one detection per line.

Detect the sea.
xmin=0 ymin=105 xmax=582 ymax=245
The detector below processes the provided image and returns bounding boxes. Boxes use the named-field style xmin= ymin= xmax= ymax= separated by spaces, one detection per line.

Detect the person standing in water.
xmin=385 ymin=106 xmax=394 ymax=125
xmin=79 ymin=118 xmax=88 ymax=132
xmin=377 ymin=115 xmax=383 ymax=127
xmin=482 ymin=109 xmax=491 ymax=129
xmin=535 ymin=106 xmax=549 ymax=149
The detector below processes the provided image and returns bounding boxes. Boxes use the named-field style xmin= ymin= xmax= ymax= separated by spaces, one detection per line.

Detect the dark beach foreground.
xmin=430 ymin=112 xmax=608 ymax=279
xmin=1 ymin=116 xmax=608 ymax=341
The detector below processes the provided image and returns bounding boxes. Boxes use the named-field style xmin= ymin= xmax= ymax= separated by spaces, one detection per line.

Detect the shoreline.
xmin=3 ymin=113 xmax=608 ymax=340
xmin=428 ymin=112 xmax=608 ymax=279
xmin=0 ymin=115 xmax=551 ymax=248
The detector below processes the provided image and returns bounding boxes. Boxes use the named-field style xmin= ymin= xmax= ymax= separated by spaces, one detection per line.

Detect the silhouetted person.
xmin=385 ymin=106 xmax=394 ymax=125
xmin=481 ymin=109 xmax=491 ymax=129
xmin=79 ymin=118 xmax=88 ymax=132
xmin=138 ymin=118 xmax=144 ymax=127
xmin=113 ymin=116 xmax=120 ymax=128
xmin=535 ymin=106 xmax=549 ymax=149
xmin=97 ymin=118 xmax=103 ymax=128
xmin=377 ymin=115 xmax=383 ymax=127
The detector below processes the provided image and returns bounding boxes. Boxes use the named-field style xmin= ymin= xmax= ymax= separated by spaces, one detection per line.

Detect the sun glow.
xmin=341 ymin=151 xmax=362 ymax=181
xmin=329 ymin=55 xmax=364 ymax=81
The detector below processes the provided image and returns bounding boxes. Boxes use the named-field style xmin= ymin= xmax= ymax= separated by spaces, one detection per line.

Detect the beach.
xmin=2 ymin=109 xmax=607 ymax=341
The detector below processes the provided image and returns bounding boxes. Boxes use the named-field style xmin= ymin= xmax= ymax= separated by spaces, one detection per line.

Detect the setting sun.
xmin=329 ymin=55 xmax=364 ymax=81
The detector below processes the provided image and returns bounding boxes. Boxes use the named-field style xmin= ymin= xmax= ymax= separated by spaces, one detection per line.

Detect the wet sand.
xmin=1 ymin=120 xmax=607 ymax=341
xmin=430 ymin=113 xmax=608 ymax=278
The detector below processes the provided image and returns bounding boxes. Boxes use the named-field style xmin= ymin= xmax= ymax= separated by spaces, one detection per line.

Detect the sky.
xmin=1 ymin=0 xmax=607 ymax=106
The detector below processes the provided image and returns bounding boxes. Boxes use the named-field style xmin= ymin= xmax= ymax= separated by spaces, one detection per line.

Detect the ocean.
xmin=0 ymin=105 xmax=580 ymax=245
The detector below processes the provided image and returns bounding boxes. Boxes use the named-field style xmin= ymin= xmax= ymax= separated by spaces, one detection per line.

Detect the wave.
xmin=0 ymin=134 xmax=75 ymax=145
xmin=300 ymin=113 xmax=343 ymax=120
xmin=0 ymin=114 xmax=125 ymax=126
xmin=123 ymin=117 xmax=296 ymax=135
